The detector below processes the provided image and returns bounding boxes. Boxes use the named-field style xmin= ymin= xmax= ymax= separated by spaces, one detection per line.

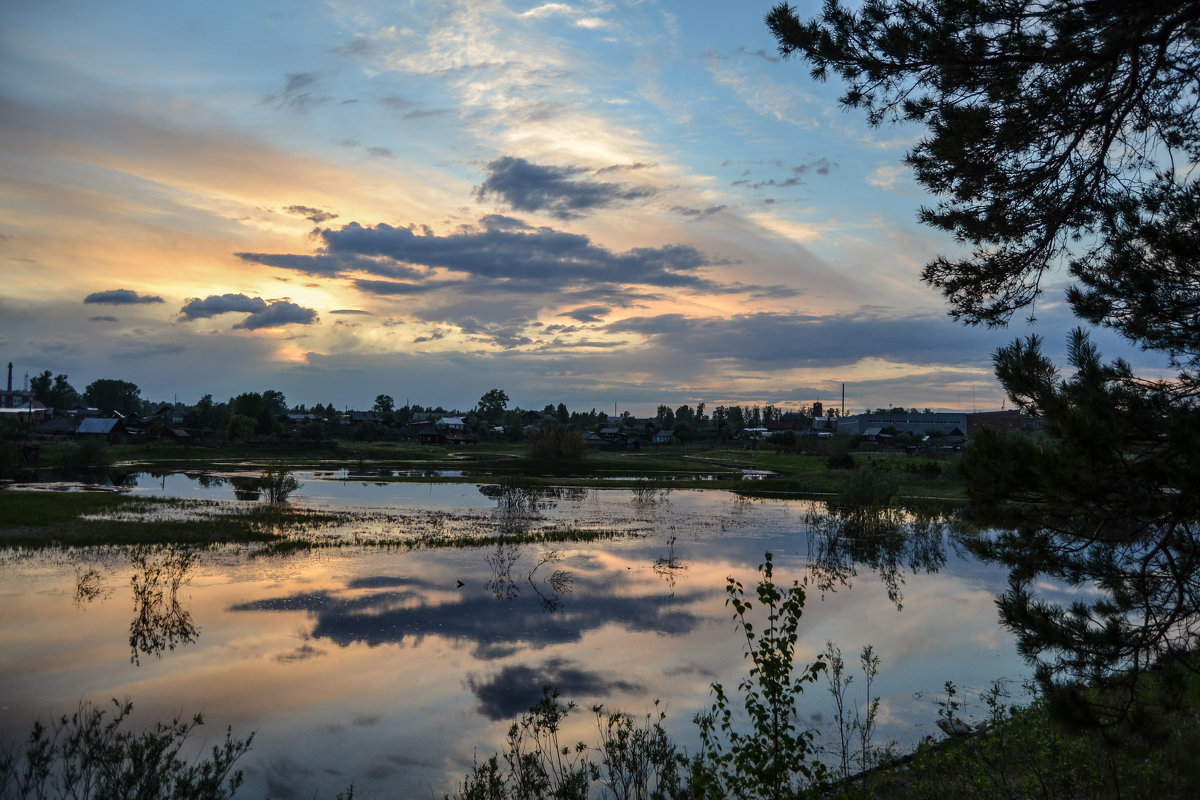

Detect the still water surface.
xmin=0 ymin=475 xmax=1030 ymax=799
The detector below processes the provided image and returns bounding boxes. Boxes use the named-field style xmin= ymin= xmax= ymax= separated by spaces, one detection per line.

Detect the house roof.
xmin=77 ymin=417 xmax=119 ymax=434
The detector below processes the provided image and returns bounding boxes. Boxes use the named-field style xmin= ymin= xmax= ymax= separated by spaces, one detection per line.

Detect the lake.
xmin=0 ymin=473 xmax=1031 ymax=799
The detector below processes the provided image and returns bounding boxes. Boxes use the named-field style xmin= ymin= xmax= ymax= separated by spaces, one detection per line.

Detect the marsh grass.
xmin=252 ymin=527 xmax=638 ymax=557
xmin=0 ymin=491 xmax=340 ymax=548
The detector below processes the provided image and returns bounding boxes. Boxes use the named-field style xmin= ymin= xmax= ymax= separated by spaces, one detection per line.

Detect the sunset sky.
xmin=0 ymin=0 xmax=1155 ymax=415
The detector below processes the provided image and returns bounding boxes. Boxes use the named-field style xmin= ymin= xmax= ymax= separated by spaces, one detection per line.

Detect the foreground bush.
xmin=0 ymin=699 xmax=251 ymax=800
xmin=450 ymin=553 xmax=831 ymax=800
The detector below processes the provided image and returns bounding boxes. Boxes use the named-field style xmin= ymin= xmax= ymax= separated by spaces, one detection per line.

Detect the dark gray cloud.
xmin=558 ymin=306 xmax=610 ymax=323
xmin=351 ymin=279 xmax=435 ymax=296
xmin=412 ymin=329 xmax=447 ymax=344
xmin=737 ymin=46 xmax=781 ymax=63
xmin=475 ymin=156 xmax=656 ymax=219
xmin=270 ymin=72 xmax=325 ymax=111
xmin=379 ymin=95 xmax=414 ymax=112
xmin=112 ymin=343 xmax=187 ymax=359
xmin=400 ymin=107 xmax=455 ymax=120
xmin=329 ymin=308 xmax=372 ymax=315
xmin=285 ymin=72 xmax=317 ymax=94
xmin=179 ymin=293 xmax=318 ymax=330
xmin=236 ymin=251 xmax=425 ymax=279
xmin=233 ymin=300 xmax=319 ymax=330
xmin=606 ymin=310 xmax=1005 ymax=368
xmin=179 ymin=293 xmax=268 ymax=320
xmin=469 ymin=658 xmax=642 ymax=720
xmin=672 ymin=204 xmax=727 ymax=218
xmin=284 ymin=205 xmax=338 ymax=224
xmin=732 ymin=158 xmax=837 ymax=190
xmin=83 ymin=288 xmax=164 ymax=305
xmin=239 ymin=218 xmax=728 ymax=294
xmin=594 ymin=162 xmax=653 ymax=175
xmin=89 ymin=315 xmax=119 ymax=322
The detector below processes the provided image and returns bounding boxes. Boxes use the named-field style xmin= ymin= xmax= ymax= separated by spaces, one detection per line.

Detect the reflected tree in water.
xmin=483 ymin=542 xmax=574 ymax=611
xmin=229 ymin=476 xmax=262 ymax=501
xmin=129 ymin=546 xmax=200 ymax=665
xmin=527 ymin=549 xmax=573 ymax=612
xmin=631 ymin=485 xmax=670 ymax=506
xmin=485 ymin=541 xmax=522 ymax=601
xmin=482 ymin=481 xmax=550 ymax=537
xmin=192 ymin=473 xmax=226 ymax=489
xmin=73 ymin=567 xmax=113 ymax=607
xmin=652 ymin=535 xmax=688 ymax=594
xmin=804 ymin=483 xmax=949 ymax=610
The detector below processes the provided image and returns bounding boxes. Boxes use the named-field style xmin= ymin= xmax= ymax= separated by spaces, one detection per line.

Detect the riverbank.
xmin=823 ymin=662 xmax=1200 ymax=800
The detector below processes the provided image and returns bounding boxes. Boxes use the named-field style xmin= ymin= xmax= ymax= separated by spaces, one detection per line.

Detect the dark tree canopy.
xmin=770 ymin=0 xmax=1200 ymax=724
xmin=83 ymin=378 xmax=142 ymax=417
xmin=768 ymin=0 xmax=1200 ymax=347
xmin=476 ymin=388 xmax=509 ymax=422
xmin=30 ymin=371 xmax=80 ymax=409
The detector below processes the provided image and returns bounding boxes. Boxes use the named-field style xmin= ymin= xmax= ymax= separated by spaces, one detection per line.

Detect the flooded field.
xmin=0 ymin=476 xmax=1031 ymax=799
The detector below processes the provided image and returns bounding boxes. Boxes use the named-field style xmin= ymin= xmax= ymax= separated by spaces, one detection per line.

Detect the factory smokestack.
xmin=6 ymin=362 xmax=11 ymax=392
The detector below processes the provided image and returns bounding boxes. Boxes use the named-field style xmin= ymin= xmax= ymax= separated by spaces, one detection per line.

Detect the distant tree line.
xmin=12 ymin=369 xmax=839 ymax=448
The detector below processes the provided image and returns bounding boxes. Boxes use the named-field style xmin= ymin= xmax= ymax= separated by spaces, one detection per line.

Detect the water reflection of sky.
xmin=0 ymin=482 xmax=1033 ymax=800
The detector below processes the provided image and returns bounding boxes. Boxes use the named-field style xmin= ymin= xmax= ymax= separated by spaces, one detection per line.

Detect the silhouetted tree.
xmin=83 ymin=379 xmax=141 ymax=417
xmin=30 ymin=371 xmax=80 ymax=409
xmin=477 ymin=388 xmax=509 ymax=423
xmin=770 ymin=0 xmax=1200 ymax=724
xmin=373 ymin=394 xmax=395 ymax=415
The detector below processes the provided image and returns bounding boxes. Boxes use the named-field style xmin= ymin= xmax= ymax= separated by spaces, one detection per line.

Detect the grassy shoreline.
xmin=19 ymin=440 xmax=968 ymax=492
xmin=1 ymin=442 xmax=966 ymax=549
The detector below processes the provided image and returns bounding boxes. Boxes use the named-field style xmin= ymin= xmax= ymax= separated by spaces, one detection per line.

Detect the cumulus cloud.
xmin=83 ymin=288 xmax=164 ymax=305
xmin=178 ymin=293 xmax=318 ymax=330
xmin=179 ymin=293 xmax=268 ymax=320
xmin=239 ymin=218 xmax=730 ymax=294
xmin=475 ymin=156 xmax=656 ymax=220
xmin=233 ymin=300 xmax=319 ymax=330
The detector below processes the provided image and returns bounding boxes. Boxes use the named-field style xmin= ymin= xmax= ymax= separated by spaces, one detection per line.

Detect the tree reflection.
xmin=129 ymin=546 xmax=199 ymax=665
xmin=481 ymin=482 xmax=547 ymax=536
xmin=804 ymin=503 xmax=948 ymax=610
xmin=73 ymin=567 xmax=113 ymax=607
xmin=192 ymin=473 xmax=226 ymax=489
xmin=483 ymin=541 xmax=574 ymax=611
xmin=527 ymin=549 xmax=573 ymax=612
xmin=229 ymin=476 xmax=262 ymax=501
xmin=485 ymin=542 xmax=522 ymax=601
xmin=631 ymin=485 xmax=670 ymax=506
xmin=652 ymin=535 xmax=688 ymax=594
